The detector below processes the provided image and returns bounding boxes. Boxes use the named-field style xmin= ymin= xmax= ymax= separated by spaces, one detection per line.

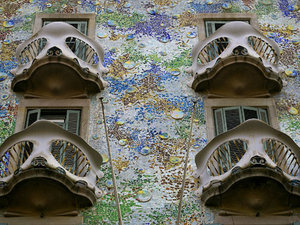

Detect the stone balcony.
xmin=11 ymin=22 xmax=108 ymax=98
xmin=193 ymin=119 xmax=300 ymax=216
xmin=186 ymin=22 xmax=283 ymax=97
xmin=0 ymin=121 xmax=103 ymax=217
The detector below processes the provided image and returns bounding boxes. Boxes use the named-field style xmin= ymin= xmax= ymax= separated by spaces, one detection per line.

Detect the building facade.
xmin=0 ymin=0 xmax=299 ymax=224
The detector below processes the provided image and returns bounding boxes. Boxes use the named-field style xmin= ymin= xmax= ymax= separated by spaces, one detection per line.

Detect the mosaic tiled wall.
xmin=0 ymin=0 xmax=299 ymax=224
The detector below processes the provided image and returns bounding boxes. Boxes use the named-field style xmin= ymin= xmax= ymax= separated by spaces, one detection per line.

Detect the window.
xmin=24 ymin=108 xmax=82 ymax=172
xmin=204 ymin=98 xmax=279 ymax=142
xmin=204 ymin=20 xmax=250 ymax=58
xmin=25 ymin=109 xmax=81 ymax=135
xmin=33 ymin=13 xmax=96 ymax=39
xmin=43 ymin=20 xmax=88 ymax=35
xmin=194 ymin=14 xmax=257 ymax=62
xmin=205 ymin=20 xmax=250 ymax=37
xmin=213 ymin=106 xmax=268 ymax=169
xmin=195 ymin=13 xmax=258 ymax=41
xmin=42 ymin=20 xmax=89 ymax=58
xmin=214 ymin=106 xmax=268 ymax=136
xmin=34 ymin=14 xmax=96 ymax=61
xmin=15 ymin=99 xmax=90 ymax=140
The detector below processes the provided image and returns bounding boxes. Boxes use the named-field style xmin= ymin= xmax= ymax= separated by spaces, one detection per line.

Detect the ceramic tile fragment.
xmin=170 ymin=69 xmax=180 ymax=76
xmin=97 ymin=32 xmax=108 ymax=38
xmin=101 ymin=154 xmax=109 ymax=163
xmin=0 ymin=73 xmax=7 ymax=82
xmin=140 ymin=147 xmax=152 ymax=155
xmin=171 ymin=109 xmax=184 ymax=120
xmin=3 ymin=21 xmax=14 ymax=28
xmin=107 ymin=20 xmax=116 ymax=26
xmin=1 ymin=94 xmax=9 ymax=100
xmin=222 ymin=3 xmax=232 ymax=9
xmin=105 ymin=180 xmax=114 ymax=188
xmin=124 ymin=61 xmax=135 ymax=70
xmin=169 ymin=156 xmax=181 ymax=164
xmin=158 ymin=132 xmax=169 ymax=139
xmin=119 ymin=139 xmax=127 ymax=146
xmin=136 ymin=190 xmax=152 ymax=202
xmin=288 ymin=107 xmax=298 ymax=115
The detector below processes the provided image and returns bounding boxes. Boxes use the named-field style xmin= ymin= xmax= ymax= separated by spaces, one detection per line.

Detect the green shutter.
xmin=214 ymin=108 xmax=225 ymax=135
xmin=214 ymin=106 xmax=268 ymax=133
xmin=205 ymin=21 xmax=213 ymax=37
xmin=65 ymin=110 xmax=80 ymax=172
xmin=259 ymin=108 xmax=269 ymax=124
xmin=65 ymin=110 xmax=80 ymax=135
xmin=214 ymin=108 xmax=232 ymax=170
xmin=223 ymin=107 xmax=242 ymax=131
xmin=223 ymin=107 xmax=243 ymax=164
xmin=78 ymin=21 xmax=88 ymax=35
xmin=25 ymin=109 xmax=41 ymax=128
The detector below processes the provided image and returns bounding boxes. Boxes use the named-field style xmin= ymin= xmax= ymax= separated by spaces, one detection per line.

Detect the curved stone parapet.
xmin=186 ymin=22 xmax=283 ymax=97
xmin=0 ymin=121 xmax=104 ymax=216
xmin=193 ymin=119 xmax=300 ymax=215
xmin=11 ymin=22 xmax=108 ymax=98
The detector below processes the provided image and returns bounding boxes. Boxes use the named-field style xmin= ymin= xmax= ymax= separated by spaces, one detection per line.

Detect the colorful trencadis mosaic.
xmin=0 ymin=0 xmax=299 ymax=224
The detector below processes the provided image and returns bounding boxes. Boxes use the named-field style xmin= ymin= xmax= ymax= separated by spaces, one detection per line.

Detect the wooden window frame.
xmin=15 ymin=99 xmax=90 ymax=140
xmin=43 ymin=20 xmax=88 ymax=35
xmin=25 ymin=109 xmax=81 ymax=135
xmin=34 ymin=13 xmax=96 ymax=39
xmin=204 ymin=98 xmax=280 ymax=142
xmin=213 ymin=106 xmax=269 ymax=136
xmin=195 ymin=13 xmax=259 ymax=41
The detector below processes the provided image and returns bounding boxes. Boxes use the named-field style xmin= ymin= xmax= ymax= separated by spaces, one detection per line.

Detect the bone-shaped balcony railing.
xmin=0 ymin=120 xmax=104 ymax=198
xmin=186 ymin=22 xmax=283 ymax=96
xmin=11 ymin=22 xmax=108 ymax=93
xmin=193 ymin=119 xmax=300 ymax=197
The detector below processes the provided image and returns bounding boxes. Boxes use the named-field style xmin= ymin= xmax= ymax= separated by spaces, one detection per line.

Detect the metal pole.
xmin=100 ymin=97 xmax=123 ymax=225
xmin=176 ymin=99 xmax=197 ymax=225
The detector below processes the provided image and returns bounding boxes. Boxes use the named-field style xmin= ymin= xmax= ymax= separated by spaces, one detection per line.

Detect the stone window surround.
xmin=15 ymin=99 xmax=90 ymax=140
xmin=204 ymin=98 xmax=280 ymax=142
xmin=33 ymin=13 xmax=96 ymax=39
xmin=18 ymin=13 xmax=97 ymax=140
xmin=195 ymin=13 xmax=259 ymax=41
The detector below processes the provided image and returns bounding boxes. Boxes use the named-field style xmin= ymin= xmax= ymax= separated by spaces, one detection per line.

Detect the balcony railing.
xmin=0 ymin=121 xmax=104 ymax=216
xmin=193 ymin=119 xmax=300 ymax=215
xmin=0 ymin=120 xmax=103 ymax=189
xmin=186 ymin=22 xmax=283 ymax=97
xmin=11 ymin=22 xmax=108 ymax=97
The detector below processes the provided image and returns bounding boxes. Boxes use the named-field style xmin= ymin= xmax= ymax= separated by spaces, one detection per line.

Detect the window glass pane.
xmin=40 ymin=109 xmax=66 ymax=128
xmin=68 ymin=23 xmax=79 ymax=29
xmin=27 ymin=111 xmax=39 ymax=126
xmin=42 ymin=20 xmax=88 ymax=35
xmin=205 ymin=21 xmax=227 ymax=37
xmin=26 ymin=109 xmax=40 ymax=127
xmin=215 ymin=22 xmax=225 ymax=30
xmin=243 ymin=107 xmax=258 ymax=120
